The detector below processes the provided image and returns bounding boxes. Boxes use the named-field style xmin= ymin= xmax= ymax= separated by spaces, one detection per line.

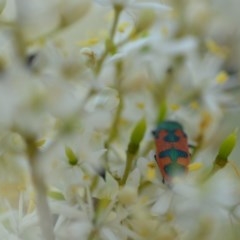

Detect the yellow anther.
xmin=119 ymin=117 xmax=129 ymax=126
xmin=78 ymin=38 xmax=100 ymax=47
xmin=165 ymin=211 xmax=174 ymax=221
xmin=188 ymin=162 xmax=203 ymax=171
xmin=136 ymin=102 xmax=145 ymax=110
xmin=27 ymin=192 xmax=36 ymax=213
xmin=161 ymin=26 xmax=169 ymax=36
xmin=104 ymin=10 xmax=114 ymax=21
xmin=200 ymin=111 xmax=212 ymax=130
xmin=216 ymin=71 xmax=229 ymax=84
xmin=118 ymin=22 xmax=130 ymax=33
xmin=83 ymin=175 xmax=90 ymax=181
xmin=36 ymin=139 xmax=46 ymax=147
xmin=146 ymin=162 xmax=156 ymax=181
xmin=170 ymin=104 xmax=180 ymax=111
xmin=189 ymin=101 xmax=199 ymax=110
xmin=206 ymin=39 xmax=229 ymax=58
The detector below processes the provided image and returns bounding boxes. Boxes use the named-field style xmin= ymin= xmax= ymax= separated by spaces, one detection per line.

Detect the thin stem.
xmin=104 ymin=60 xmax=124 ymax=158
xmin=120 ymin=153 xmax=134 ymax=185
xmin=87 ymin=228 xmax=98 ymax=240
xmin=200 ymin=164 xmax=220 ymax=183
xmin=104 ymin=95 xmax=123 ymax=149
xmin=26 ymin=137 xmax=55 ymax=240
xmin=31 ymin=166 xmax=55 ymax=240
xmin=95 ymin=5 xmax=122 ymax=75
xmin=109 ymin=5 xmax=122 ymax=40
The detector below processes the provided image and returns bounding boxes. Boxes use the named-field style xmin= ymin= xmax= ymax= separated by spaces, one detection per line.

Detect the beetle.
xmin=152 ymin=121 xmax=190 ymax=184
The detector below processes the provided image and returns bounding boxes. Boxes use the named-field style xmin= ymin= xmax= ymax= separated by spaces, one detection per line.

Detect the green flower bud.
xmin=127 ymin=118 xmax=146 ymax=155
xmin=48 ymin=190 xmax=65 ymax=200
xmin=156 ymin=101 xmax=167 ymax=124
xmin=214 ymin=130 xmax=237 ymax=168
xmin=65 ymin=146 xmax=78 ymax=166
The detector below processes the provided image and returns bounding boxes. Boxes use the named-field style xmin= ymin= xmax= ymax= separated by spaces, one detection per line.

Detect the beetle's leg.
xmin=188 ymin=144 xmax=196 ymax=156
xmin=188 ymin=144 xmax=196 ymax=149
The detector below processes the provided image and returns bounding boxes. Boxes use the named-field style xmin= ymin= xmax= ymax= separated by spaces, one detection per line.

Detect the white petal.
xmin=59 ymin=0 xmax=91 ymax=25
xmin=50 ymin=202 xmax=85 ymax=219
xmin=129 ymin=2 xmax=171 ymax=11
xmin=126 ymin=168 xmax=140 ymax=187
xmin=151 ymin=191 xmax=172 ymax=215
xmin=160 ymin=37 xmax=198 ymax=55
xmin=101 ymin=227 xmax=119 ymax=240
xmin=15 ymin=0 xmax=60 ymax=40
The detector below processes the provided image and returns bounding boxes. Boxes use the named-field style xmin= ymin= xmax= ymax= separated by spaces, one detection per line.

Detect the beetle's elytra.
xmin=153 ymin=121 xmax=190 ymax=184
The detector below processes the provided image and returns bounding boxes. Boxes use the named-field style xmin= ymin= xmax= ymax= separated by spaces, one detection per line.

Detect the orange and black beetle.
xmin=152 ymin=121 xmax=190 ymax=184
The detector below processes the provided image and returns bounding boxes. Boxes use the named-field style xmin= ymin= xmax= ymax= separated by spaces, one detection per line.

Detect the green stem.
xmin=120 ymin=153 xmax=134 ymax=185
xmin=87 ymin=228 xmax=98 ymax=240
xmin=104 ymin=95 xmax=123 ymax=150
xmin=95 ymin=5 xmax=122 ymax=75
xmin=110 ymin=5 xmax=122 ymax=39
xmin=200 ymin=163 xmax=223 ymax=183
xmin=104 ymin=60 xmax=124 ymax=152
xmin=26 ymin=137 xmax=55 ymax=240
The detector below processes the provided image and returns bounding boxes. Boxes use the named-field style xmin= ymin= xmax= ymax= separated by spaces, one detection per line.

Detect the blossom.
xmin=15 ymin=0 xmax=61 ymax=41
xmin=14 ymin=0 xmax=92 ymax=41
xmin=94 ymin=0 xmax=170 ymax=11
xmin=0 ymin=0 xmax=240 ymax=239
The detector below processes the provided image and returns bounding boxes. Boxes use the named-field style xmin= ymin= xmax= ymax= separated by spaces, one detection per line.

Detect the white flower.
xmin=43 ymin=135 xmax=106 ymax=201
xmin=0 ymin=0 xmax=239 ymax=239
xmin=0 ymin=194 xmax=41 ymax=240
xmin=183 ymin=173 xmax=238 ymax=227
xmin=94 ymin=0 xmax=170 ymax=11
xmin=59 ymin=0 xmax=91 ymax=26
xmin=15 ymin=0 xmax=60 ymax=41
xmin=14 ymin=0 xmax=92 ymax=41
xmin=32 ymin=42 xmax=89 ymax=80
xmin=0 ymin=70 xmax=51 ymax=136
xmin=149 ymin=169 xmax=240 ymax=239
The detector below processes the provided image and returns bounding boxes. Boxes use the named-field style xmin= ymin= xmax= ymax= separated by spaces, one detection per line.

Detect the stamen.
xmin=216 ymin=71 xmax=229 ymax=84
xmin=188 ymin=162 xmax=203 ymax=171
xmin=147 ymin=162 xmax=156 ymax=181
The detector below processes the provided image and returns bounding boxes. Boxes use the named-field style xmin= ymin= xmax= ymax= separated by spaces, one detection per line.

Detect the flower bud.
xmin=60 ymin=0 xmax=91 ymax=26
xmin=15 ymin=0 xmax=60 ymax=41
xmin=127 ymin=118 xmax=146 ymax=155
xmin=214 ymin=130 xmax=237 ymax=168
xmin=65 ymin=146 xmax=78 ymax=166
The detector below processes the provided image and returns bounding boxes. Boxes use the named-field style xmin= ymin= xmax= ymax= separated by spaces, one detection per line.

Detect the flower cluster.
xmin=0 ymin=0 xmax=240 ymax=239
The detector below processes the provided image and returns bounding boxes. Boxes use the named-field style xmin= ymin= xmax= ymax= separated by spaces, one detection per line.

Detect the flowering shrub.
xmin=0 ymin=0 xmax=240 ymax=239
